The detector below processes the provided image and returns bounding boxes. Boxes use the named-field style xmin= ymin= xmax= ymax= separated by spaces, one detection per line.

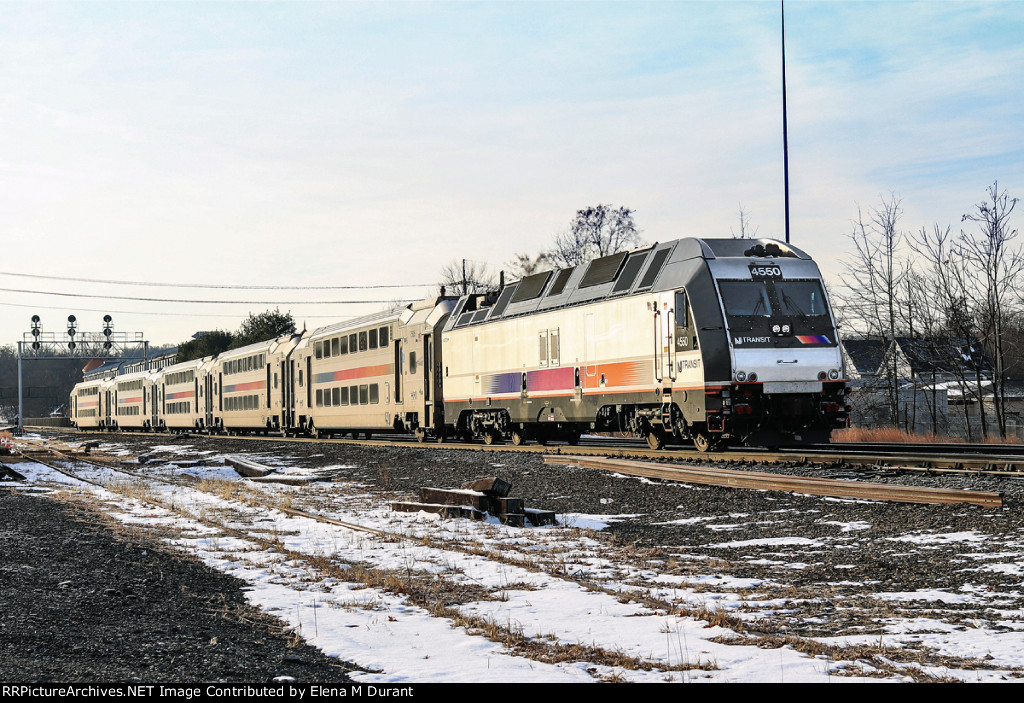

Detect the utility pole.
xmin=781 ymin=0 xmax=791 ymax=244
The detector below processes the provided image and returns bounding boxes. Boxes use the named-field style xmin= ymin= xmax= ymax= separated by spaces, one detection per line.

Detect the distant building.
xmin=839 ymin=336 xmax=1017 ymax=438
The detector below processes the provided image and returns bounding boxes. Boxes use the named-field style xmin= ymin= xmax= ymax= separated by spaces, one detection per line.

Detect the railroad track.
xmin=29 ymin=425 xmax=1024 ymax=477
xmin=543 ymin=455 xmax=1004 ymax=508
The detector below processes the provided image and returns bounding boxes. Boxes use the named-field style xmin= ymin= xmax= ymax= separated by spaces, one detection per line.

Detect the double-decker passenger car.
xmin=440 ymin=238 xmax=847 ymax=450
xmin=70 ymin=376 xmax=114 ymax=431
xmin=111 ymin=369 xmax=160 ymax=432
xmin=157 ymin=357 xmax=208 ymax=433
xmin=208 ymin=335 xmax=303 ymax=434
xmin=291 ymin=295 xmax=457 ymax=439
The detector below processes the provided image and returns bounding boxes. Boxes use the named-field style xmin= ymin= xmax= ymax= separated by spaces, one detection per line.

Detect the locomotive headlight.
xmin=772 ymin=324 xmax=781 ymax=333
xmin=782 ymin=324 xmax=791 ymax=334
xmin=828 ymin=369 xmax=840 ymax=380
xmin=748 ymin=372 xmax=758 ymax=382
xmin=735 ymin=370 xmax=747 ymax=382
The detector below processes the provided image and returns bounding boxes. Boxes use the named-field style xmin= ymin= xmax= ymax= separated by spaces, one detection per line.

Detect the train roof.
xmin=447 ymin=237 xmax=814 ymax=330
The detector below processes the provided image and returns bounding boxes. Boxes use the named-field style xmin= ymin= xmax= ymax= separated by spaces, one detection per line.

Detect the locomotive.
xmin=70 ymin=237 xmax=848 ymax=450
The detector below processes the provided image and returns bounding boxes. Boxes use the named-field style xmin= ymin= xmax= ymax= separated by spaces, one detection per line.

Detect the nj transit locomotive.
xmin=70 ymin=238 xmax=848 ymax=450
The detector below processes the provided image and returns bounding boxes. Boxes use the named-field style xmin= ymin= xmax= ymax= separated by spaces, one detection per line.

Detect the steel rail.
xmin=543 ymin=455 xmax=1004 ymax=508
xmin=26 ymin=426 xmax=1024 ymax=475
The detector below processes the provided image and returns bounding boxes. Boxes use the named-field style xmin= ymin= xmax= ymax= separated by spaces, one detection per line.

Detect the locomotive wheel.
xmin=416 ymin=429 xmax=427 ymax=443
xmin=565 ymin=432 xmax=582 ymax=446
xmin=646 ymin=429 xmax=665 ymax=450
xmin=483 ymin=428 xmax=502 ymax=445
xmin=510 ymin=430 xmax=525 ymax=446
xmin=693 ymin=433 xmax=720 ymax=452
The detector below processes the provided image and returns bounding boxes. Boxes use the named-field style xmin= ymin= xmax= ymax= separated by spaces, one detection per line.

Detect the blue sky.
xmin=2 ymin=1 xmax=1022 ymax=345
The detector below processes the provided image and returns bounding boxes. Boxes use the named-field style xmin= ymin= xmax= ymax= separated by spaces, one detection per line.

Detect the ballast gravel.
xmin=6 ymin=430 xmax=1024 ymax=679
xmin=0 ymin=488 xmax=360 ymax=683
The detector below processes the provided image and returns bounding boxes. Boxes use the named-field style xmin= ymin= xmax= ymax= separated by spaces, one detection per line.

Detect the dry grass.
xmin=833 ymin=426 xmax=1022 ymax=444
xmin=104 ymin=477 xmax=158 ymax=503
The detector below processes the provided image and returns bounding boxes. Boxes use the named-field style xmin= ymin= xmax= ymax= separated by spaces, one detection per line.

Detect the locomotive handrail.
xmin=653 ymin=310 xmax=662 ymax=383
xmin=667 ymin=307 xmax=677 ymax=382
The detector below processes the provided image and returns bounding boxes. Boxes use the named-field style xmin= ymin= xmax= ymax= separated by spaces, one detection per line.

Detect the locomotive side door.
xmin=672 ymin=289 xmax=699 ymax=383
xmin=653 ymin=296 xmax=674 ymax=384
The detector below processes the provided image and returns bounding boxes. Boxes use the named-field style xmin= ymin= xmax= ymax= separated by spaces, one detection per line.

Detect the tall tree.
xmin=548 ymin=205 xmax=643 ymax=268
xmin=505 ymin=251 xmax=552 ymax=280
xmin=731 ymin=204 xmax=760 ymax=239
xmin=174 ymin=330 xmax=234 ymax=363
xmin=960 ymin=181 xmax=1022 ymax=437
xmin=438 ymin=259 xmax=497 ymax=296
xmin=838 ymin=194 xmax=907 ymax=426
xmin=231 ymin=308 xmax=296 ymax=349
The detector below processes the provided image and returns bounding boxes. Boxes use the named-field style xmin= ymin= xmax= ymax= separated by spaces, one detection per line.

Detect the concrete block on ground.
xmin=248 ymin=475 xmax=316 ymax=486
xmin=500 ymin=513 xmax=526 ymax=527
xmin=391 ymin=501 xmax=485 ymax=521
xmin=492 ymin=497 xmax=524 ymax=516
xmin=419 ymin=487 xmax=491 ymax=511
xmin=460 ymin=476 xmax=512 ymax=497
xmin=525 ymin=509 xmax=557 ymax=527
xmin=225 ymin=455 xmax=274 ymax=478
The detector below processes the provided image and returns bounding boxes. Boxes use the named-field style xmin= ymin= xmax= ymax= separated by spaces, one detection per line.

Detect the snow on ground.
xmin=7 ymin=435 xmax=1024 ymax=682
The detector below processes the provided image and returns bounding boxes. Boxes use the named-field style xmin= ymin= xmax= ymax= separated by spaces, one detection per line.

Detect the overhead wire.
xmin=0 ymin=286 xmax=417 ymax=305
xmin=0 ymin=270 xmax=433 ymax=290
xmin=0 ymin=300 xmax=362 ymax=319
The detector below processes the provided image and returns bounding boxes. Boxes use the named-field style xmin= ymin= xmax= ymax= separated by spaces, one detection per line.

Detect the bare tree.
xmin=505 ymin=251 xmax=552 ymax=280
xmin=837 ymin=194 xmax=907 ymax=426
xmin=731 ymin=204 xmax=760 ymax=239
xmin=911 ymin=222 xmax=993 ymax=439
xmin=548 ymin=205 xmax=643 ymax=268
xmin=960 ymin=181 xmax=1022 ymax=437
xmin=438 ymin=259 xmax=497 ymax=296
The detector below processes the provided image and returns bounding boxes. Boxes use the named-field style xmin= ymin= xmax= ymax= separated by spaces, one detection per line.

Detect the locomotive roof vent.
xmin=744 ymin=242 xmax=793 ymax=258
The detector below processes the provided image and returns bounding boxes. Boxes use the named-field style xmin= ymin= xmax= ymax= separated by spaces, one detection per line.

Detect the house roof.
xmin=895 ymin=337 xmax=993 ymax=379
xmin=841 ymin=338 xmax=887 ymax=376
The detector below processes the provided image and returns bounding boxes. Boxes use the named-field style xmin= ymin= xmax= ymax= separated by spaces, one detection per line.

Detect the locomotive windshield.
xmin=775 ymin=280 xmax=828 ymax=316
xmin=718 ymin=281 xmax=772 ymax=316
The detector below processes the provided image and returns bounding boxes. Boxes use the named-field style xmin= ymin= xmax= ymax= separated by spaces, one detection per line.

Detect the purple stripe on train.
xmin=483 ymin=372 xmax=521 ymax=396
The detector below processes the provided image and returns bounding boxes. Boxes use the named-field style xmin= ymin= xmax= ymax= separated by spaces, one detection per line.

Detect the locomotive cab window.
xmin=776 ymin=280 xmax=828 ymax=316
xmin=674 ymin=291 xmax=691 ymax=327
xmin=718 ymin=281 xmax=773 ymax=316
